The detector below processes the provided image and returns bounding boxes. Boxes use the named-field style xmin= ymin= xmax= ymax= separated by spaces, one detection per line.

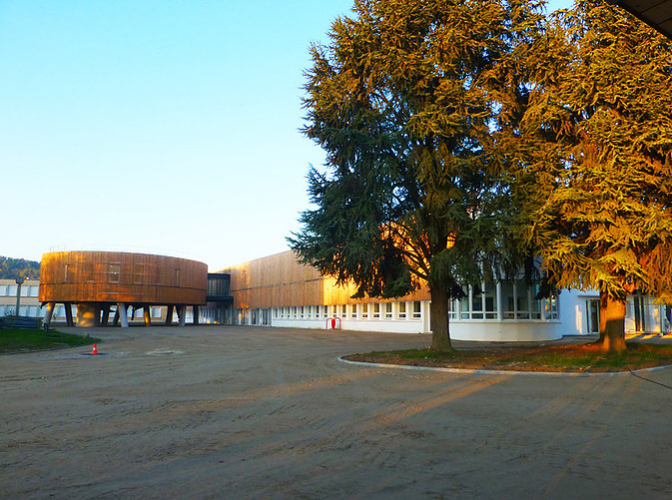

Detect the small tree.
xmin=512 ymin=0 xmax=672 ymax=352
xmin=290 ymin=0 xmax=544 ymax=351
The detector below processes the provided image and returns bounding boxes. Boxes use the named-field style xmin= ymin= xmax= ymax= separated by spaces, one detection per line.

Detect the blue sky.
xmin=1 ymin=0 xmax=571 ymax=271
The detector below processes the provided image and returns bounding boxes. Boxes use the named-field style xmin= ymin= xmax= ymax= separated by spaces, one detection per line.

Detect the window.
xmin=341 ymin=305 xmax=347 ymax=318
xmin=134 ymin=264 xmax=145 ymax=284
xmin=398 ymin=302 xmax=407 ymax=319
xmin=484 ymin=282 xmax=497 ymax=319
xmin=501 ymin=281 xmax=515 ymax=319
xmin=545 ymin=295 xmax=559 ymax=320
xmin=460 ymin=297 xmax=470 ymax=320
xmin=385 ymin=303 xmax=393 ymax=318
xmin=472 ymin=286 xmax=484 ymax=320
xmin=300 ymin=306 xmax=305 ymax=319
xmin=531 ymin=284 xmax=542 ymax=319
xmin=362 ymin=303 xmax=369 ymax=319
xmin=351 ymin=304 xmax=358 ymax=318
xmin=29 ymin=286 xmax=38 ymax=297
xmin=373 ymin=303 xmax=381 ymax=318
xmin=516 ymin=282 xmax=530 ymax=319
xmin=449 ymin=298 xmax=457 ymax=320
xmin=413 ymin=301 xmax=421 ymax=319
xmin=109 ymin=264 xmax=121 ymax=283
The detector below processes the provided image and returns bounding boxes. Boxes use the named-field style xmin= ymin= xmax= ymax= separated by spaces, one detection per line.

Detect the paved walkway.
xmin=2 ymin=326 xmax=672 ymax=499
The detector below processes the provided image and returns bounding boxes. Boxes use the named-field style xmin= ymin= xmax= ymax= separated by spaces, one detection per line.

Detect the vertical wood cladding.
xmin=39 ymin=251 xmax=207 ymax=305
xmin=222 ymin=251 xmax=429 ymax=309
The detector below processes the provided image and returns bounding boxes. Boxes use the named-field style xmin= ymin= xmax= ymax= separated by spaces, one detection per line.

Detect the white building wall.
xmin=556 ymin=288 xmax=670 ymax=336
xmin=449 ymin=321 xmax=561 ymax=342
xmin=230 ymin=284 xmax=669 ymax=341
xmin=236 ymin=298 xmax=562 ymax=341
xmin=0 ymin=279 xmax=44 ymax=318
xmin=556 ymin=289 xmax=599 ymax=336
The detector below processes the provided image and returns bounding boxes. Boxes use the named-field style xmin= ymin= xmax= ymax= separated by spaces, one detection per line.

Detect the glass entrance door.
xmin=586 ymin=299 xmax=600 ymax=334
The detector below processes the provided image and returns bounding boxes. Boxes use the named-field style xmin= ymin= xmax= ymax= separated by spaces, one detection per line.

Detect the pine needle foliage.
xmin=511 ymin=0 xmax=672 ymax=351
xmin=290 ymin=0 xmax=545 ymax=351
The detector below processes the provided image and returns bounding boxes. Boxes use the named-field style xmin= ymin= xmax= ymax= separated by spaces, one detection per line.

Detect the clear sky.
xmin=1 ymin=0 xmax=571 ymax=271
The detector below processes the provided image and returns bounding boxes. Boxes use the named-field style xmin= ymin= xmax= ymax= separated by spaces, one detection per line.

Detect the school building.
xmin=206 ymin=250 xmax=669 ymax=342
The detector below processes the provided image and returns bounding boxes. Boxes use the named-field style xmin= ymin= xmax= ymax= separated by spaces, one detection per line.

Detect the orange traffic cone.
xmin=92 ymin=344 xmax=98 ymax=355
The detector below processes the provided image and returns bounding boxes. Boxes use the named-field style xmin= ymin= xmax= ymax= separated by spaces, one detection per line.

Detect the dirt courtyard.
xmin=2 ymin=325 xmax=672 ymax=499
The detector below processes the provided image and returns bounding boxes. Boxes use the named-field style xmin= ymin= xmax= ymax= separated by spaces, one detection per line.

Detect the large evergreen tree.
xmin=290 ymin=0 xmax=544 ymax=351
xmin=511 ymin=0 xmax=672 ymax=352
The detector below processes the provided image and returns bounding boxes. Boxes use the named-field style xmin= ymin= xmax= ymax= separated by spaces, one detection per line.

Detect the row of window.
xmin=58 ymin=264 xmax=184 ymax=286
xmin=233 ymin=283 xmax=560 ymax=325
xmin=0 ymin=305 xmax=47 ymax=317
xmin=271 ymin=301 xmax=424 ymax=321
xmin=0 ymin=285 xmax=39 ymax=297
xmin=448 ymin=283 xmax=559 ymax=321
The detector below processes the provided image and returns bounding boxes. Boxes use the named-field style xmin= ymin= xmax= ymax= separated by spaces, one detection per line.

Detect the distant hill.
xmin=0 ymin=257 xmax=40 ymax=279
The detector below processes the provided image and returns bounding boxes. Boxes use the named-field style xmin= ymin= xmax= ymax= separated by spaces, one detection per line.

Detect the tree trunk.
xmin=430 ymin=286 xmax=453 ymax=352
xmin=598 ymin=291 xmax=608 ymax=342
xmin=600 ymin=296 xmax=627 ymax=353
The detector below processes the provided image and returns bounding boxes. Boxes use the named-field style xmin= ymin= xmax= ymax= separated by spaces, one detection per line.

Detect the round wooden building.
xmin=39 ymin=251 xmax=208 ymax=327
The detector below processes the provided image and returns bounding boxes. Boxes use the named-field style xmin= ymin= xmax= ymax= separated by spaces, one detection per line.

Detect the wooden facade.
xmin=40 ymin=251 xmax=207 ymax=305
xmin=38 ymin=251 xmax=208 ymax=328
xmin=223 ymin=250 xmax=429 ymax=309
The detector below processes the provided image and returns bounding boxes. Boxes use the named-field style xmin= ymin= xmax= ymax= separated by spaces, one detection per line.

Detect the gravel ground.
xmin=2 ymin=325 xmax=672 ymax=499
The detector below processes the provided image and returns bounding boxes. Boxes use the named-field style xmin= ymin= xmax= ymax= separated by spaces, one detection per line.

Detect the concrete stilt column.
xmin=193 ymin=305 xmax=199 ymax=325
xmin=64 ymin=303 xmax=74 ymax=327
xmin=113 ymin=308 xmax=120 ymax=326
xmin=166 ymin=305 xmax=174 ymax=325
xmin=43 ymin=302 xmax=55 ymax=327
xmin=178 ymin=305 xmax=186 ymax=326
xmin=101 ymin=305 xmax=111 ymax=326
xmin=143 ymin=306 xmax=151 ymax=326
xmin=117 ymin=302 xmax=129 ymax=328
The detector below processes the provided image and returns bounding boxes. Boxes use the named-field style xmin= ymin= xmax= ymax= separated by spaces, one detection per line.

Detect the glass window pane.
xmin=516 ymin=282 xmax=530 ymax=319
xmin=501 ymin=281 xmax=515 ymax=319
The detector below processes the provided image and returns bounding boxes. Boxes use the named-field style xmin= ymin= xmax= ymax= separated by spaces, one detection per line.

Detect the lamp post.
xmin=15 ymin=277 xmax=24 ymax=317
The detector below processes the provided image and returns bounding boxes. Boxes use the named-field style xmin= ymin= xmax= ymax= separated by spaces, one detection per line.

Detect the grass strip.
xmin=0 ymin=328 xmax=99 ymax=353
xmin=344 ymin=342 xmax=672 ymax=373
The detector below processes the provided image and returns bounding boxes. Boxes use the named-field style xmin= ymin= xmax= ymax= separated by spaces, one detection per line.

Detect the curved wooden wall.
xmin=39 ymin=251 xmax=207 ymax=305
